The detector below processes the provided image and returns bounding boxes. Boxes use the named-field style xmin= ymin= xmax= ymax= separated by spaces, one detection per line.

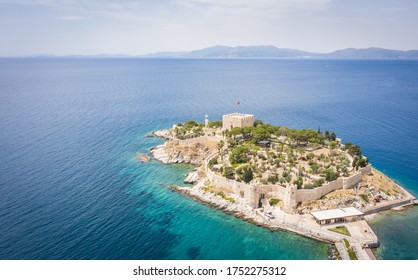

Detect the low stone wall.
xmin=363 ymin=198 xmax=415 ymax=215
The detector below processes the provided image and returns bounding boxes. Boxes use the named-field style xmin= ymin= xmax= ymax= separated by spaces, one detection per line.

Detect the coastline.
xmin=149 ymin=127 xmax=416 ymax=260
xmin=170 ymin=182 xmax=341 ymax=259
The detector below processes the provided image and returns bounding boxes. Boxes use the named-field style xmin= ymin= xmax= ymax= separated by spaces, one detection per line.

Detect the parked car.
xmin=264 ymin=211 xmax=275 ymax=219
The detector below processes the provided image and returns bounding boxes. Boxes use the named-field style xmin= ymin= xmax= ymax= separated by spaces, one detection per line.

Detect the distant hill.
xmin=144 ymin=45 xmax=418 ymax=59
xmin=324 ymin=47 xmax=418 ymax=59
xmin=144 ymin=45 xmax=316 ymax=58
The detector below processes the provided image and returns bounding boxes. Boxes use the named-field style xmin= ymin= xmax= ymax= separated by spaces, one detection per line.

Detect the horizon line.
xmin=1 ymin=45 xmax=418 ymax=58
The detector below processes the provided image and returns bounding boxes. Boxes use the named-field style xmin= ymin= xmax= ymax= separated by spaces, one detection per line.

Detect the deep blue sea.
xmin=0 ymin=58 xmax=417 ymax=260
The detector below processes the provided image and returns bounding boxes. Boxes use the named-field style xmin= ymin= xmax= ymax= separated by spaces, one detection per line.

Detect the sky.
xmin=0 ymin=0 xmax=418 ymax=56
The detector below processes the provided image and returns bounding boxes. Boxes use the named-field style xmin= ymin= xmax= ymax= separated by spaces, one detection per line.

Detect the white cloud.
xmin=174 ymin=0 xmax=331 ymax=12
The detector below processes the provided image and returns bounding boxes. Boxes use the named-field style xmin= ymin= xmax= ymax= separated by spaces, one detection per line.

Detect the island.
xmin=149 ymin=113 xmax=417 ymax=260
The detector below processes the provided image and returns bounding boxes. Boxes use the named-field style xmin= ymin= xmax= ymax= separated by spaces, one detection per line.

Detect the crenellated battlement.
xmin=222 ymin=113 xmax=255 ymax=130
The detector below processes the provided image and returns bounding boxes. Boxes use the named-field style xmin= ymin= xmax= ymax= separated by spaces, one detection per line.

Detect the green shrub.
xmin=267 ymin=174 xmax=279 ymax=184
xmin=343 ymin=238 xmax=358 ymax=260
xmin=208 ymin=157 xmax=218 ymax=168
xmin=359 ymin=193 xmax=369 ymax=203
xmin=269 ymin=198 xmax=280 ymax=206
xmin=207 ymin=120 xmax=222 ymax=128
xmin=223 ymin=166 xmax=235 ymax=179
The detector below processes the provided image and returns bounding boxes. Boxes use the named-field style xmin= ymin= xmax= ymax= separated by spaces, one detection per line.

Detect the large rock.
xmin=151 ymin=144 xmax=170 ymax=164
xmin=184 ymin=172 xmax=199 ymax=184
xmin=148 ymin=130 xmax=172 ymax=139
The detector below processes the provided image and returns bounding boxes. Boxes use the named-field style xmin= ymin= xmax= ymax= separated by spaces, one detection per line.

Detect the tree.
xmin=229 ymin=146 xmax=249 ymax=164
xmin=267 ymin=174 xmax=279 ymax=184
xmin=208 ymin=157 xmax=218 ymax=169
xmin=223 ymin=166 xmax=235 ymax=179
xmin=310 ymin=163 xmax=319 ymax=174
xmin=344 ymin=142 xmax=362 ymax=157
xmin=352 ymin=156 xmax=368 ymax=170
xmin=241 ymin=126 xmax=254 ymax=140
xmin=217 ymin=140 xmax=224 ymax=152
xmin=294 ymin=176 xmax=303 ymax=189
xmin=285 ymin=174 xmax=293 ymax=183
xmin=329 ymin=141 xmax=337 ymax=150
xmin=184 ymin=120 xmax=198 ymax=129
xmin=237 ymin=165 xmax=254 ymax=184
xmin=230 ymin=127 xmax=243 ymax=139
xmin=324 ymin=168 xmax=339 ymax=182
xmin=208 ymin=120 xmax=222 ymax=128
xmin=251 ymin=126 xmax=270 ymax=143
xmin=254 ymin=119 xmax=264 ymax=127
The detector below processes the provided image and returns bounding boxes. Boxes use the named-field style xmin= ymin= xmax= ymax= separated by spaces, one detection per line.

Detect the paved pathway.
xmin=257 ymin=207 xmax=379 ymax=260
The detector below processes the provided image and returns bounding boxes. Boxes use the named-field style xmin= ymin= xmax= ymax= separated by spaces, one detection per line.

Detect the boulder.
xmin=184 ymin=172 xmax=199 ymax=184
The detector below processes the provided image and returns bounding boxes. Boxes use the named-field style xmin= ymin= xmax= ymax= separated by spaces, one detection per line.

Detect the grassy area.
xmin=202 ymin=187 xmax=235 ymax=203
xmin=343 ymin=238 xmax=358 ymax=260
xmin=269 ymin=198 xmax=280 ymax=206
xmin=217 ymin=191 xmax=235 ymax=203
xmin=328 ymin=226 xmax=351 ymax=236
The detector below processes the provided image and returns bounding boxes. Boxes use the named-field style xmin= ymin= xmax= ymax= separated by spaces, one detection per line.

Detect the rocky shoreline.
xmin=150 ymin=131 xmax=218 ymax=165
xmin=170 ymin=182 xmax=340 ymax=260
xmin=147 ymin=127 xmax=415 ymax=260
xmin=171 ymin=182 xmax=281 ymax=230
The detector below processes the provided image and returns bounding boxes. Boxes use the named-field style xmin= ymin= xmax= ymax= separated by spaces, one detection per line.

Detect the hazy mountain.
xmin=145 ymin=45 xmax=317 ymax=58
xmin=184 ymin=45 xmax=316 ymax=58
xmin=142 ymin=51 xmax=187 ymax=58
xmin=324 ymin=47 xmax=418 ymax=59
xmin=144 ymin=45 xmax=418 ymax=59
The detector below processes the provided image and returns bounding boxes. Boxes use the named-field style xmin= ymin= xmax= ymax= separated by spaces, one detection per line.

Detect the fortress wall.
xmin=295 ymin=179 xmax=343 ymax=202
xmin=179 ymin=136 xmax=221 ymax=144
xmin=293 ymin=166 xmax=371 ymax=203
xmin=206 ymin=166 xmax=247 ymax=196
xmin=207 ymin=163 xmax=287 ymax=208
xmin=206 ymin=154 xmax=372 ymax=208
xmin=343 ymin=172 xmax=362 ymax=189
xmin=259 ymin=184 xmax=286 ymax=199
xmin=240 ymin=116 xmax=255 ymax=127
xmin=359 ymin=164 xmax=372 ymax=175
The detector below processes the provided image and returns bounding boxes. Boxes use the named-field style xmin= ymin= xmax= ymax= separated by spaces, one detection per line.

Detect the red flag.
xmin=237 ymin=101 xmax=240 ymax=105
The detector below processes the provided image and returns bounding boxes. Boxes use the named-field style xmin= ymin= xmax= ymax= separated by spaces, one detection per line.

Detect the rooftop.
xmin=223 ymin=113 xmax=254 ymax=118
xmin=311 ymin=207 xmax=364 ymax=221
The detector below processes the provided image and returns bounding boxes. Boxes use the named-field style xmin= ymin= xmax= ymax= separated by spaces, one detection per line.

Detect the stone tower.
xmin=283 ymin=184 xmax=298 ymax=212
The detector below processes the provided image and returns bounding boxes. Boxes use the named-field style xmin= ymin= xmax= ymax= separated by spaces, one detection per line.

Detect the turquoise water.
xmin=0 ymin=58 xmax=417 ymax=259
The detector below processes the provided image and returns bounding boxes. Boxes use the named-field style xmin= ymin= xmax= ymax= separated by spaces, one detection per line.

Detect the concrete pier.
xmin=257 ymin=208 xmax=379 ymax=260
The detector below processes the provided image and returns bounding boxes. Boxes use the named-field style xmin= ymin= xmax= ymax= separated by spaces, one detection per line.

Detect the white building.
xmin=311 ymin=207 xmax=364 ymax=225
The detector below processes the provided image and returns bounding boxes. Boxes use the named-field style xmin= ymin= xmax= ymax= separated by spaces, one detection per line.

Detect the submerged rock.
xmin=148 ymin=130 xmax=172 ymax=139
xmin=136 ymin=153 xmax=151 ymax=162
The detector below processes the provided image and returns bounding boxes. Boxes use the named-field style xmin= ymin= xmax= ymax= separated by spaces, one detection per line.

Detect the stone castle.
xmin=222 ymin=113 xmax=254 ymax=130
xmin=202 ymin=112 xmax=373 ymax=212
